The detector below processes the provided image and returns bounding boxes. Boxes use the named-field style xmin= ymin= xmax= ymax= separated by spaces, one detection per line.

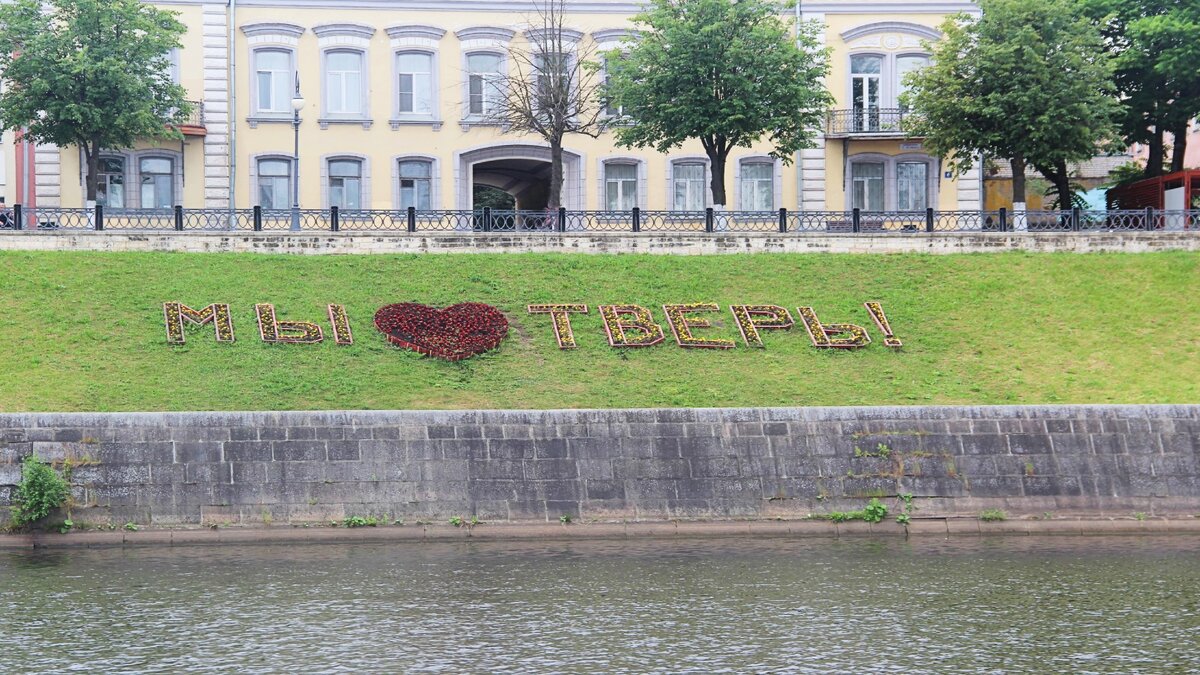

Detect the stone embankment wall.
xmin=1 ymin=406 xmax=1197 ymax=527
xmin=1 ymin=231 xmax=1198 ymax=255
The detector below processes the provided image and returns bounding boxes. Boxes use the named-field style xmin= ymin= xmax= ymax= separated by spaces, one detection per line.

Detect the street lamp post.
xmin=290 ymin=77 xmax=306 ymax=232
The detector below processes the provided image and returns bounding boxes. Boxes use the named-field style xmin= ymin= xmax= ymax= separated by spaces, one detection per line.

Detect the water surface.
xmin=3 ymin=536 xmax=1198 ymax=673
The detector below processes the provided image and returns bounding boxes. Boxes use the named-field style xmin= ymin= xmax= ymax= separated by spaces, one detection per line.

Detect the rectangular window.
xmin=397 ymin=52 xmax=433 ymax=115
xmin=255 ymin=50 xmax=291 ymax=113
xmin=258 ymin=159 xmax=291 ymax=210
xmin=672 ymin=163 xmax=705 ymax=211
xmin=139 ymin=157 xmax=174 ymax=209
xmin=467 ymin=53 xmax=502 ymax=116
xmin=97 ymin=157 xmax=125 ymax=209
xmin=535 ymin=52 xmax=569 ymax=114
xmin=851 ymin=55 xmax=882 ymax=132
xmin=851 ymin=162 xmax=885 ymax=211
xmin=329 ymin=160 xmax=362 ymax=210
xmin=604 ymin=163 xmax=637 ymax=211
xmin=326 ymin=51 xmax=364 ymax=115
xmin=398 ymin=160 xmax=432 ymax=210
xmin=603 ymin=56 xmax=625 ymax=117
xmin=896 ymin=162 xmax=928 ymax=211
xmin=739 ymin=163 xmax=773 ymax=211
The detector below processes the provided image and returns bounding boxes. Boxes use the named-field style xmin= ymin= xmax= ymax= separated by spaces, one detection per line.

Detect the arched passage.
xmin=456 ymin=143 xmax=584 ymax=209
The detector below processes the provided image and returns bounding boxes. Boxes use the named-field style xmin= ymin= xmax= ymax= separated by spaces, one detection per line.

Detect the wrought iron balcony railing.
xmin=826 ymin=108 xmax=918 ymax=136
xmin=170 ymin=100 xmax=205 ymax=135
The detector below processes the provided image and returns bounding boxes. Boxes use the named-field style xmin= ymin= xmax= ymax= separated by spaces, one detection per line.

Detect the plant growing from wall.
xmin=604 ymin=0 xmax=831 ymax=208
xmin=10 ymin=456 xmax=70 ymax=528
xmin=0 ymin=0 xmax=193 ymax=206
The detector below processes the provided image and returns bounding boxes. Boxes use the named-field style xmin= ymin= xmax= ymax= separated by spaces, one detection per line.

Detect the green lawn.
xmin=0 ymin=250 xmax=1196 ymax=412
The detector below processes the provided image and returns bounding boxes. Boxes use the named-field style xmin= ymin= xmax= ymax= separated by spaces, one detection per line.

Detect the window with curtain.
xmin=329 ymin=160 xmax=363 ymax=210
xmin=398 ymin=160 xmax=432 ymax=210
xmin=672 ymin=163 xmax=705 ymax=211
xmin=739 ymin=162 xmax=773 ymax=211
xmin=397 ymin=52 xmax=433 ymax=115
xmin=97 ymin=157 xmax=125 ymax=209
xmin=258 ymin=159 xmax=291 ymax=210
xmin=850 ymin=54 xmax=882 ymax=132
xmin=255 ymin=49 xmax=291 ymax=113
xmin=467 ymin=53 xmax=502 ymax=116
xmin=851 ymin=162 xmax=885 ymax=211
xmin=326 ymin=50 xmax=364 ymax=115
xmin=896 ymin=162 xmax=928 ymax=211
xmin=604 ymin=163 xmax=637 ymax=211
xmin=139 ymin=157 xmax=174 ymax=209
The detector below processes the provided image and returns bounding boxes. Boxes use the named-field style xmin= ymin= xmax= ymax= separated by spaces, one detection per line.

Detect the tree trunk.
xmin=709 ymin=152 xmax=727 ymax=208
xmin=84 ymin=141 xmax=100 ymax=204
xmin=548 ymin=138 xmax=563 ymax=209
xmin=1010 ymin=155 xmax=1027 ymax=208
xmin=1146 ymin=125 xmax=1165 ymax=178
xmin=1170 ymin=117 xmax=1189 ymax=174
xmin=1050 ymin=159 xmax=1072 ymax=211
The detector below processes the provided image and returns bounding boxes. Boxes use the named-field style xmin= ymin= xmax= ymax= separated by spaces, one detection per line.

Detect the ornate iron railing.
xmin=826 ymin=108 xmax=916 ymax=136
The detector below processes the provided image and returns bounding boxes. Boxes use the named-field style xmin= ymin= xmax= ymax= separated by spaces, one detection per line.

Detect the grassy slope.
xmin=0 ymin=250 xmax=1196 ymax=412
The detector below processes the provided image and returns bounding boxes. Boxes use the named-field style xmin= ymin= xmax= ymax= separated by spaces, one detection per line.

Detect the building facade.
xmin=2 ymin=0 xmax=983 ymax=213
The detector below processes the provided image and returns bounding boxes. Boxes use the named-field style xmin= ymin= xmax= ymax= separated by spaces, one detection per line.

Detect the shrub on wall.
xmin=10 ymin=456 xmax=70 ymax=527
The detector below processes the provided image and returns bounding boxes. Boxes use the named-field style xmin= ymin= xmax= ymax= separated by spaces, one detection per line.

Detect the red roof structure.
xmin=1107 ymin=169 xmax=1200 ymax=210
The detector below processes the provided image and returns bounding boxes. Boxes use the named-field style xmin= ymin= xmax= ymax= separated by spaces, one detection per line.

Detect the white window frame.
xmin=847 ymin=153 xmax=938 ymax=212
xmin=463 ymin=51 xmax=505 ymax=120
xmin=252 ymin=48 xmax=295 ymax=118
xmin=321 ymin=48 xmax=369 ymax=123
xmin=602 ymin=162 xmax=639 ymax=211
xmin=393 ymin=50 xmax=438 ymax=121
xmin=669 ymin=159 xmax=709 ymax=212
xmin=846 ymin=52 xmax=930 ymax=114
xmin=393 ymin=156 xmax=437 ymax=211
xmin=735 ymin=158 xmax=779 ymax=212
xmin=96 ymin=154 xmax=129 ymax=210
xmin=253 ymin=155 xmax=294 ymax=210
xmin=138 ymin=156 xmax=176 ymax=210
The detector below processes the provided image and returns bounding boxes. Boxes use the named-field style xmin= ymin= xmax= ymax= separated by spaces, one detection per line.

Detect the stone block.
xmin=426 ymin=425 xmax=456 ymax=439
xmin=576 ymin=459 xmax=612 ymax=480
xmin=689 ymin=457 xmax=741 ymax=478
xmin=469 ymin=459 xmax=524 ymax=481
xmin=1048 ymin=433 xmax=1091 ymax=455
xmin=1160 ymin=434 xmax=1199 ymax=455
xmin=488 ymin=438 xmax=537 ymax=460
xmin=584 ymin=479 xmax=626 ymax=501
xmin=440 ymin=439 xmax=487 ymax=460
xmin=960 ymin=435 xmax=1008 ymax=455
xmin=624 ymin=478 xmax=679 ymax=500
xmin=678 ymin=436 xmax=727 ymax=458
xmin=326 ymin=440 xmax=361 ymax=461
xmin=1091 ymin=434 xmax=1130 ymax=455
xmin=612 ymin=458 xmax=690 ymax=480
xmin=224 ymin=441 xmax=273 ymax=462
xmin=523 ymin=458 xmax=578 ymax=481
xmin=92 ymin=442 xmax=174 ymax=464
xmin=533 ymin=438 xmax=569 ymax=459
xmin=185 ymin=462 xmax=229 ymax=484
xmin=1007 ymin=434 xmax=1053 ymax=455
xmin=1022 ymin=475 xmax=1082 ymax=497
xmin=272 ymin=441 xmax=326 ymax=462
xmin=967 ymin=476 xmax=1025 ymax=497
xmin=840 ymin=477 xmax=897 ymax=498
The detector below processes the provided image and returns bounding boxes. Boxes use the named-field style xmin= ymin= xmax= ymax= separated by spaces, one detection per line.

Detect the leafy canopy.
xmin=0 ymin=0 xmax=190 ymax=153
xmin=903 ymin=0 xmax=1120 ymax=179
xmin=605 ymin=0 xmax=831 ymax=203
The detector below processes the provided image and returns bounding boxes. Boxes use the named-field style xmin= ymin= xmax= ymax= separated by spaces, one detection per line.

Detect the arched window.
xmin=328 ymin=159 xmax=363 ymax=210
xmin=398 ymin=160 xmax=432 ymax=210
xmin=139 ymin=157 xmax=175 ymax=209
xmin=851 ymin=55 xmax=883 ymax=132
xmin=466 ymin=53 xmax=503 ymax=116
xmin=397 ymin=52 xmax=433 ymax=115
xmin=326 ymin=50 xmax=365 ymax=115
xmin=258 ymin=158 xmax=292 ymax=210
xmin=254 ymin=49 xmax=293 ymax=114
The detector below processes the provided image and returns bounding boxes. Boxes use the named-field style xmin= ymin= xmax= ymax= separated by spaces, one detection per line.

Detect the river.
xmin=3 ymin=535 xmax=1198 ymax=673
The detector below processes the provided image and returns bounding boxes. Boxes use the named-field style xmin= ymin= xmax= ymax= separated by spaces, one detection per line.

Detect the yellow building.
xmin=6 ymin=0 xmax=983 ymax=215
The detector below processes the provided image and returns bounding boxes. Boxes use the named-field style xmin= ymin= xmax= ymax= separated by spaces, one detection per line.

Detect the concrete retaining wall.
xmin=2 ymin=406 xmax=1198 ymax=527
xmin=1 ymin=230 xmax=1198 ymax=255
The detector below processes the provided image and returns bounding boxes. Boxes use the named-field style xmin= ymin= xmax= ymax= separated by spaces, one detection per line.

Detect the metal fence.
xmin=0 ymin=205 xmax=1195 ymax=235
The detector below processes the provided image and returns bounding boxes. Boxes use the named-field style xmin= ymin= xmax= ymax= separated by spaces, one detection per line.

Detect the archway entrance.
xmin=456 ymin=143 xmax=584 ymax=210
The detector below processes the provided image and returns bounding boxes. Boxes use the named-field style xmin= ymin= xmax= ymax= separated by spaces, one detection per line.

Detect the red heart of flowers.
xmin=373 ymin=303 xmax=509 ymax=361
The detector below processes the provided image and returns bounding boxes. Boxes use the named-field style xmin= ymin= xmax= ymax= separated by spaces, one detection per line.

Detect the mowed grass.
xmin=0 ymin=250 xmax=1196 ymax=412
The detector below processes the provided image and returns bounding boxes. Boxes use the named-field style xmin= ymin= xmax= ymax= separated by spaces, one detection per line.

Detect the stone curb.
xmin=5 ymin=517 xmax=1199 ymax=549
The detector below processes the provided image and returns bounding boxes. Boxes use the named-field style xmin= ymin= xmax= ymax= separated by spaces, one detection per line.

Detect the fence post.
xmin=483 ymin=207 xmax=492 ymax=233
xmin=174 ymin=205 xmax=184 ymax=231
xmin=632 ymin=207 xmax=640 ymax=233
xmin=253 ymin=205 xmax=262 ymax=232
xmin=557 ymin=206 xmax=567 ymax=233
xmin=999 ymin=207 xmax=1008 ymax=232
xmin=925 ymin=207 xmax=935 ymax=233
xmin=13 ymin=204 xmax=21 ymax=231
xmin=407 ymin=206 xmax=417 ymax=233
xmin=1071 ymin=207 xmax=1081 ymax=231
xmin=94 ymin=204 xmax=104 ymax=231
xmin=852 ymin=208 xmax=861 ymax=233
xmin=705 ymin=207 xmax=714 ymax=233
xmin=778 ymin=207 xmax=788 ymax=233
xmin=330 ymin=206 xmax=339 ymax=232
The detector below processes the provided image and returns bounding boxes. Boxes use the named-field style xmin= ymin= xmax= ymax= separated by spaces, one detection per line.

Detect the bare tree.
xmin=489 ymin=0 xmax=607 ymax=209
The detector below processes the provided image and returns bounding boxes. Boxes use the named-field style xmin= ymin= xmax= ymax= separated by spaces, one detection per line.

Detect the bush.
xmin=11 ymin=456 xmax=70 ymax=527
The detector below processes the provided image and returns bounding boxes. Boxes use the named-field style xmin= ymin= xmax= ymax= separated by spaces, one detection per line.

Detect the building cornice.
xmin=240 ymin=22 xmax=306 ymax=38
xmin=455 ymin=26 xmax=517 ymax=42
xmin=156 ymin=0 xmax=981 ymax=16
xmin=386 ymin=24 xmax=447 ymax=41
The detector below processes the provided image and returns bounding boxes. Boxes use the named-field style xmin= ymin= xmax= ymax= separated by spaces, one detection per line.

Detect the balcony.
xmin=171 ymin=100 xmax=206 ymax=137
xmin=826 ymin=108 xmax=920 ymax=138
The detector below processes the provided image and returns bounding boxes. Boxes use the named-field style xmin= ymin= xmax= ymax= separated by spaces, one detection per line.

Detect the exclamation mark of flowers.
xmin=864 ymin=302 xmax=902 ymax=348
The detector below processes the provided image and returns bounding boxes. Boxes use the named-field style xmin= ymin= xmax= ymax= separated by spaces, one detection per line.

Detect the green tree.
xmin=0 ymin=0 xmax=192 ymax=205
xmin=903 ymin=0 xmax=1120 ymax=211
xmin=605 ymin=0 xmax=831 ymax=208
xmin=1081 ymin=0 xmax=1200 ymax=176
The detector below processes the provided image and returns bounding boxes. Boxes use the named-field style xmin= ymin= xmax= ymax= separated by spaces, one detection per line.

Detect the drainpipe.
xmin=794 ymin=0 xmax=804 ymax=211
xmin=227 ymin=0 xmax=237 ymax=224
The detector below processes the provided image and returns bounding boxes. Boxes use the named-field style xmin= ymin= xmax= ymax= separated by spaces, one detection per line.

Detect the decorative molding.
xmin=386 ymin=25 xmax=447 ymax=41
xmin=591 ymin=28 xmax=637 ymax=44
xmin=454 ymin=26 xmax=516 ymax=43
xmin=525 ymin=27 xmax=585 ymax=45
xmin=840 ymin=21 xmax=942 ymax=42
xmin=318 ymin=118 xmax=374 ymax=130
xmin=313 ymin=23 xmax=377 ymax=40
xmin=240 ymin=22 xmax=305 ymax=39
xmin=390 ymin=119 xmax=444 ymax=131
